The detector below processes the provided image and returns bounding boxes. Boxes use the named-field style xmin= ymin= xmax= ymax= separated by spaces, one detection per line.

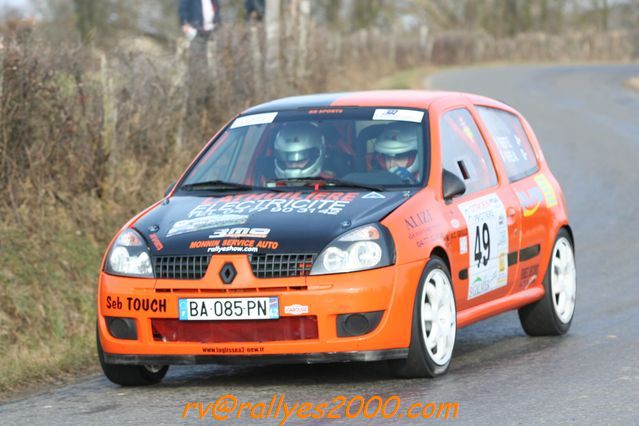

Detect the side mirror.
xmin=164 ymin=181 xmax=175 ymax=197
xmin=442 ymin=169 xmax=466 ymax=201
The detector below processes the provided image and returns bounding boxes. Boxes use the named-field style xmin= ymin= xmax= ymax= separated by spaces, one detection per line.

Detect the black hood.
xmin=134 ymin=190 xmax=413 ymax=256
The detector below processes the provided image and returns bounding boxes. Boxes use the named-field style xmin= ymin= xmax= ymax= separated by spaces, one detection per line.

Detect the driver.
xmin=374 ymin=123 xmax=420 ymax=183
xmin=274 ymin=123 xmax=326 ymax=179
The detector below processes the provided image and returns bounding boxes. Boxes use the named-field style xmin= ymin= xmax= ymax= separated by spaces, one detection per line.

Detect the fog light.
xmin=336 ymin=311 xmax=384 ymax=337
xmin=106 ymin=317 xmax=138 ymax=340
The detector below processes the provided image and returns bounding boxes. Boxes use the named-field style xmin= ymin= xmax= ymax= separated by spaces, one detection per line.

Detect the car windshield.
xmin=179 ymin=107 xmax=429 ymax=192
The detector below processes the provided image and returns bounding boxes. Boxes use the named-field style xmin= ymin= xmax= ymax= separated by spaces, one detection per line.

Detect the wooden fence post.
xmin=173 ymin=37 xmax=189 ymax=151
xmin=100 ymin=53 xmax=118 ymax=196
xmin=0 ymin=34 xmax=4 ymax=104
xmin=296 ymin=0 xmax=311 ymax=83
xmin=285 ymin=0 xmax=299 ymax=84
xmin=265 ymin=0 xmax=281 ymax=96
xmin=250 ymin=23 xmax=264 ymax=96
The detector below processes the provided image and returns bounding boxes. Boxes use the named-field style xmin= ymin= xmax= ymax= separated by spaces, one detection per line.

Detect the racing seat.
xmin=320 ymin=125 xmax=354 ymax=178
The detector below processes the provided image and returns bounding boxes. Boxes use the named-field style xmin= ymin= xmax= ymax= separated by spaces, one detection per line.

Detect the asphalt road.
xmin=2 ymin=64 xmax=639 ymax=425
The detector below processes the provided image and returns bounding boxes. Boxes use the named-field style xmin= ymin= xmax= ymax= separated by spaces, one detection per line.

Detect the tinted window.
xmin=440 ymin=108 xmax=497 ymax=194
xmin=477 ymin=106 xmax=538 ymax=182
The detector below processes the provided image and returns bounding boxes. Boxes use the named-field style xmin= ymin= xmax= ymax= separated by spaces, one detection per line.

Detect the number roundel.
xmin=458 ymin=193 xmax=508 ymax=300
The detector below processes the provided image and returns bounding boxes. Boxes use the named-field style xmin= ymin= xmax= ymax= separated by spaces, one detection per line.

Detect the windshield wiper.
xmin=268 ymin=177 xmax=385 ymax=192
xmin=180 ymin=180 xmax=257 ymax=192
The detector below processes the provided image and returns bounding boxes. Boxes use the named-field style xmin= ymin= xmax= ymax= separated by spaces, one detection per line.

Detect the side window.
xmin=477 ymin=106 xmax=538 ymax=182
xmin=440 ymin=108 xmax=497 ymax=195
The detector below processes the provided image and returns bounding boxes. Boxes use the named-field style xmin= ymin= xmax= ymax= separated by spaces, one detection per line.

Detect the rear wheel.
xmin=390 ymin=257 xmax=456 ymax=378
xmin=97 ymin=325 xmax=169 ymax=386
xmin=518 ymin=228 xmax=576 ymax=336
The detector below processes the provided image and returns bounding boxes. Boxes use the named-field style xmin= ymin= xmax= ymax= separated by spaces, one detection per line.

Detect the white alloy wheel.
xmin=550 ymin=237 xmax=577 ymax=324
xmin=421 ymin=268 xmax=456 ymax=366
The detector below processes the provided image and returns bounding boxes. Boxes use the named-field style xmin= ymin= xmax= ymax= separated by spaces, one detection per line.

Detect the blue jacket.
xmin=179 ymin=0 xmax=221 ymax=31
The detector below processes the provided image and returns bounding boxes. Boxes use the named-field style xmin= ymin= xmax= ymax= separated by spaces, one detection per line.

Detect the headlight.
xmin=310 ymin=224 xmax=394 ymax=275
xmin=104 ymin=229 xmax=153 ymax=278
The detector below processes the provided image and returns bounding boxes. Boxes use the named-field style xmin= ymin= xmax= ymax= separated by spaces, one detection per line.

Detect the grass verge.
xmin=0 ymin=201 xmax=123 ymax=401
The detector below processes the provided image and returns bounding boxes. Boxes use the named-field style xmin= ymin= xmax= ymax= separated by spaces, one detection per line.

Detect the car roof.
xmin=241 ymin=90 xmax=508 ymax=115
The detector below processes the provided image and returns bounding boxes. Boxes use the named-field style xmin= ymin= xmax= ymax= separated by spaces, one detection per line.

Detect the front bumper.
xmin=103 ymin=349 xmax=408 ymax=365
xmin=98 ymin=255 xmax=425 ymax=363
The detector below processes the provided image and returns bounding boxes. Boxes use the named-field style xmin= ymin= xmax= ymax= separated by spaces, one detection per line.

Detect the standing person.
xmin=179 ymin=0 xmax=220 ymax=125
xmin=179 ymin=0 xmax=220 ymax=69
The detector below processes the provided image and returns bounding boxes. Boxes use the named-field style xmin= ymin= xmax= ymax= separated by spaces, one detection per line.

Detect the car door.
xmin=476 ymin=106 xmax=547 ymax=293
xmin=439 ymin=107 xmax=522 ymax=311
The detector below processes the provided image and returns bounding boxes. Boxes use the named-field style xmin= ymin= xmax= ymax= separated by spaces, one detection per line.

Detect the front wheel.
xmin=97 ymin=325 xmax=169 ymax=386
xmin=518 ymin=228 xmax=576 ymax=336
xmin=390 ymin=257 xmax=456 ymax=378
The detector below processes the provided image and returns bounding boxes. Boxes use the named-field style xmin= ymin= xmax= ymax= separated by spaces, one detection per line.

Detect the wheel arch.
xmin=429 ymin=246 xmax=451 ymax=272
xmin=561 ymin=224 xmax=575 ymax=248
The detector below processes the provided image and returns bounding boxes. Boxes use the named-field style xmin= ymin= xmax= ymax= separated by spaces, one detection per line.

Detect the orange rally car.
xmin=97 ymin=91 xmax=576 ymax=385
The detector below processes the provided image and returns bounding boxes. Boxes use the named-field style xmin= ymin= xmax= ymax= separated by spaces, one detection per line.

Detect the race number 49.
xmin=474 ymin=223 xmax=490 ymax=268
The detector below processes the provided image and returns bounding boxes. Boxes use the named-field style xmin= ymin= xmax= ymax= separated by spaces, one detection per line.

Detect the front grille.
xmin=152 ymin=316 xmax=319 ymax=343
xmin=154 ymin=255 xmax=211 ymax=280
xmin=249 ymin=253 xmax=316 ymax=278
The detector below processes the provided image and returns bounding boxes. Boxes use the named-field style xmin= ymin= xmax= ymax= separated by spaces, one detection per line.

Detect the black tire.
xmin=518 ymin=228 xmax=576 ymax=336
xmin=390 ymin=256 xmax=456 ymax=378
xmin=97 ymin=325 xmax=169 ymax=386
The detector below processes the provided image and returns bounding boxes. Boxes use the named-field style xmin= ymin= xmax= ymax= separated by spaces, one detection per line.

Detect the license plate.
xmin=178 ymin=297 xmax=279 ymax=321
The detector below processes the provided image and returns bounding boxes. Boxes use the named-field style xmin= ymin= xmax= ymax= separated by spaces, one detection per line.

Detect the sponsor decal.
xmin=255 ymin=240 xmax=279 ymax=250
xmin=444 ymin=229 xmax=467 ymax=241
xmin=284 ymin=304 xmax=309 ymax=315
xmin=518 ymin=264 xmax=539 ymax=289
xmin=189 ymin=239 xmax=280 ymax=253
xmin=202 ymin=347 xmax=265 ymax=354
xmin=444 ymin=229 xmax=468 ymax=253
xmin=105 ymin=296 xmax=167 ymax=313
xmin=167 ymin=214 xmax=248 ymax=238
xmin=405 ymin=210 xmax=433 ymax=231
xmin=362 ymin=191 xmax=386 ymax=199
xmin=458 ymin=193 xmax=508 ymax=300
xmin=534 ymin=174 xmax=558 ymax=207
xmin=405 ymin=210 xmax=440 ymax=248
xmin=517 ymin=173 xmax=557 ymax=216
xmin=308 ymin=108 xmax=344 ymax=114
xmin=517 ymin=187 xmax=544 ymax=217
xmin=459 ymin=236 xmax=468 ymax=254
xmin=230 ymin=112 xmax=278 ymax=129
xmin=210 ymin=227 xmax=270 ymax=239
xmin=188 ymin=192 xmax=359 ymax=218
xmin=149 ymin=233 xmax=164 ymax=251
xmin=372 ymin=108 xmax=424 ymax=123
xmin=499 ymin=253 xmax=506 ymax=272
